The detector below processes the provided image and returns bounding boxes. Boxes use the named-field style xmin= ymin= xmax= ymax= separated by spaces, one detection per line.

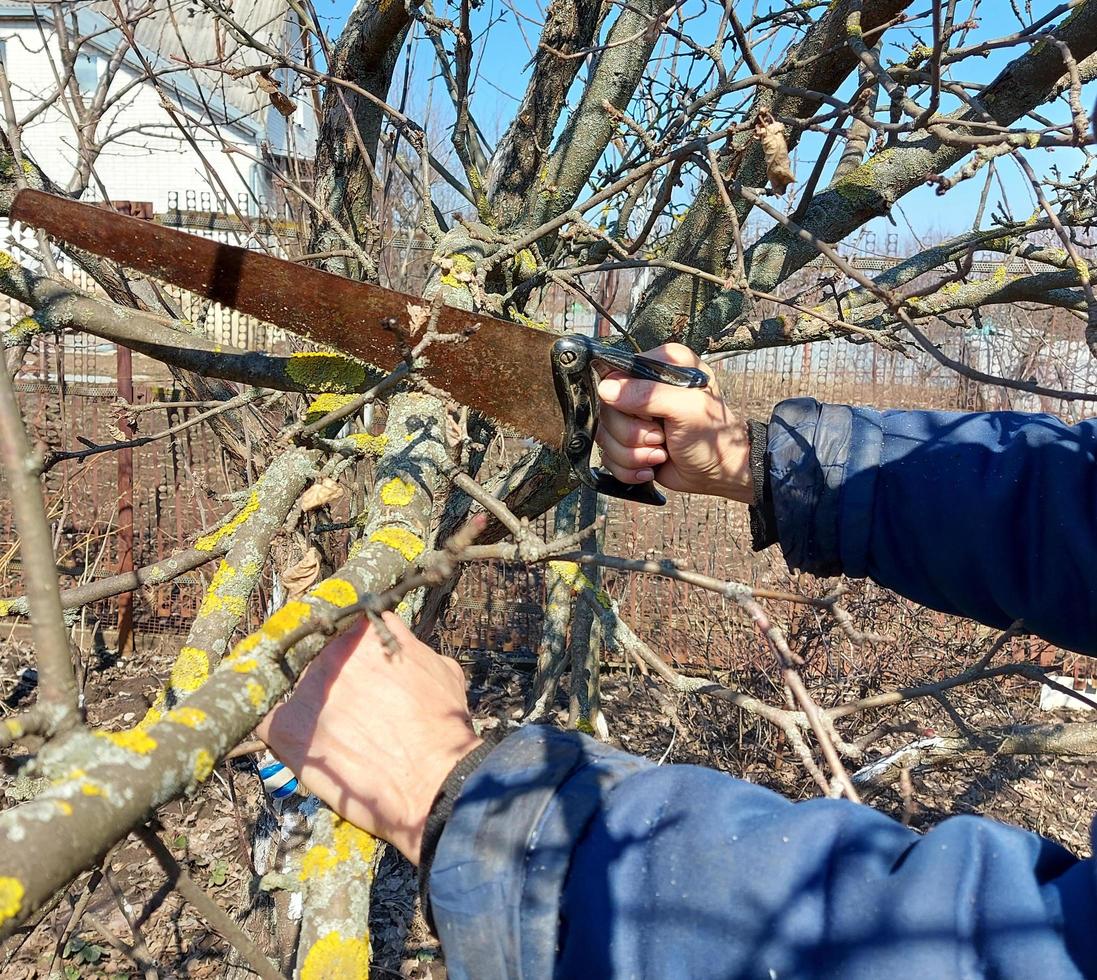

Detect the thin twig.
xmin=137 ymin=825 xmax=281 ymax=980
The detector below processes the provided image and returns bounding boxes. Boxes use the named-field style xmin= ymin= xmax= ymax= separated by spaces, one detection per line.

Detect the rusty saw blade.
xmin=11 ymin=189 xmax=564 ymax=446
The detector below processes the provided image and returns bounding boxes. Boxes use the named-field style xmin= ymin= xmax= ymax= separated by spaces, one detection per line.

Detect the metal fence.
xmin=441 ymin=318 xmax=1097 ymax=668
xmin=2 ymin=223 xmax=1094 ymax=667
xmin=1 ymin=215 xmax=296 ymax=639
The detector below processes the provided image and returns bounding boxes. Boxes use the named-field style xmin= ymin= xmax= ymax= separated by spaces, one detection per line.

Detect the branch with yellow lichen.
xmin=0 ymin=391 xmax=449 ymax=941
xmin=0 ymin=537 xmax=231 ymax=622
xmin=293 ymin=810 xmax=384 ymax=980
xmin=0 ymin=251 xmax=379 ymax=396
xmin=136 ymin=447 xmax=319 ymax=728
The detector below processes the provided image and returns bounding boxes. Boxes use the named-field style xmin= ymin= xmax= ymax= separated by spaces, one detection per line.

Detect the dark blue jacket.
xmin=429 ymin=402 xmax=1097 ymax=978
xmin=765 ymin=399 xmax=1097 ymax=655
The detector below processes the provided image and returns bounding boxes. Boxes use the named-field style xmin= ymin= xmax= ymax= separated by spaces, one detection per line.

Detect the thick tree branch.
xmin=688 ymin=0 xmax=1097 ymax=348
xmin=487 ymin=0 xmax=606 ymax=228
xmin=0 ymin=324 xmax=78 ymax=732
xmin=0 ymin=393 xmax=449 ymax=938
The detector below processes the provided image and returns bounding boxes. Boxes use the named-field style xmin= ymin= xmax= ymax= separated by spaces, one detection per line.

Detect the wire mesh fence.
xmin=1 ymin=223 xmax=1094 ymax=669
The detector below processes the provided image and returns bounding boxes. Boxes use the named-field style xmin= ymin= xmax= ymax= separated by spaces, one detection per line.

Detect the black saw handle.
xmin=551 ymin=335 xmax=708 ymax=506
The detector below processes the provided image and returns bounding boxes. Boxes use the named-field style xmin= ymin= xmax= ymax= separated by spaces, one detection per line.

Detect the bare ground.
xmin=1 ymin=621 xmax=1093 ymax=979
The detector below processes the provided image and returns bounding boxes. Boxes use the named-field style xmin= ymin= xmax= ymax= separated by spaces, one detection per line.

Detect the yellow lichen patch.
xmin=512 ymin=310 xmax=551 ymax=332
xmin=514 ymin=248 xmax=537 ymax=279
xmin=0 ymin=599 xmax=11 ymax=617
xmin=245 ymin=680 xmax=267 ymax=708
xmin=991 ymin=264 xmax=1010 ymax=287
xmin=1075 ymin=260 xmax=1092 ymax=284
xmin=54 ymin=800 xmax=73 ymax=816
xmin=299 ymin=843 xmax=339 ymax=881
xmin=379 ymin=477 xmax=416 ymax=507
xmin=136 ymin=704 xmax=163 ymax=732
xmin=538 ymin=163 xmax=558 ymax=200
xmin=166 ymin=706 xmax=208 ymax=729
xmin=0 ymin=251 xmax=13 ymax=271
xmin=439 ymin=252 xmax=476 ymax=289
xmin=8 ymin=316 xmax=40 ymax=342
xmin=4 ymin=717 xmax=23 ymax=740
xmin=260 ymin=600 xmax=313 ymax=641
xmin=170 ymin=646 xmax=210 ymax=695
xmin=300 ymin=932 xmax=371 ymax=980
xmin=197 ymin=561 xmax=248 ymax=619
xmin=312 ymin=578 xmax=358 ymax=608
xmin=369 ymin=527 xmax=424 ymax=561
xmin=227 ymin=632 xmax=262 ymax=661
xmin=0 ymin=877 xmax=24 ymax=926
xmin=193 ymin=749 xmax=214 ymax=783
xmin=299 ymin=820 xmax=378 ymax=882
xmin=97 ymin=728 xmax=157 ymax=755
xmin=80 ymin=782 xmax=104 ymax=797
xmin=287 ymin=351 xmax=368 ymax=393
xmin=347 ymin=432 xmax=387 ymax=456
xmin=548 ymin=560 xmax=593 ymax=591
xmin=305 ymin=392 xmax=357 ymax=422
xmin=332 ymin=818 xmax=379 ymax=864
xmin=466 ymin=164 xmax=494 ymax=223
xmin=196 ymin=491 xmax=260 ymax=551
xmin=832 ymin=148 xmax=895 ymax=205
xmin=547 ymin=561 xmax=610 ymax=607
xmin=907 ymin=43 xmax=932 ymax=64
xmin=136 ymin=690 xmax=166 ymax=732
xmin=231 ymin=658 xmax=259 ymax=673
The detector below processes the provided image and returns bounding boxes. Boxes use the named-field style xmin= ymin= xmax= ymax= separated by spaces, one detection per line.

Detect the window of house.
xmin=74 ymin=52 xmax=102 ymax=94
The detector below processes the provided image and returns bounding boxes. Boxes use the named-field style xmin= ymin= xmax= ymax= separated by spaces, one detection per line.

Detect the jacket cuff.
xmin=418 ymin=736 xmax=502 ymax=933
xmin=747 ymin=418 xmax=778 ymax=551
xmin=427 ymin=725 xmax=649 ymax=980
xmin=766 ymin=398 xmax=884 ymax=578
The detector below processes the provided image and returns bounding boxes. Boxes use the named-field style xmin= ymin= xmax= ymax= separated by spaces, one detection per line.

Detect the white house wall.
xmin=2 ymin=18 xmax=269 ymax=212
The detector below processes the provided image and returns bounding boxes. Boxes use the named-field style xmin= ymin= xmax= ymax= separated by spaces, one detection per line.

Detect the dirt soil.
xmin=0 ymin=631 xmax=1094 ymax=979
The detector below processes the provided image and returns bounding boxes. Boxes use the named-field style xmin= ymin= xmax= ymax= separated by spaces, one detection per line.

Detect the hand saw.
xmin=11 ymin=189 xmax=706 ymax=505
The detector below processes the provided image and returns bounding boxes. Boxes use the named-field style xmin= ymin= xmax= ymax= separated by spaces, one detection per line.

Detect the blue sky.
xmin=310 ymin=1 xmax=1093 ymax=250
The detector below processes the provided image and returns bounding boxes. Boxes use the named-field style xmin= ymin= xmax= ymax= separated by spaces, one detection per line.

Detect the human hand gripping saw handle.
xmin=550 ymin=335 xmax=709 ymax=506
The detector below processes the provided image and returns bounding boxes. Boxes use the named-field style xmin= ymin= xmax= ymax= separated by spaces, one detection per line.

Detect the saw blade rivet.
xmin=558 ymin=349 xmax=578 ymax=367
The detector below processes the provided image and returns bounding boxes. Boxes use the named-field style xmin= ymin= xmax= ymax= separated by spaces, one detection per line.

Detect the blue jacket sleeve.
xmin=765 ymin=399 xmax=1097 ymax=655
xmin=429 ymin=726 xmax=1096 ymax=980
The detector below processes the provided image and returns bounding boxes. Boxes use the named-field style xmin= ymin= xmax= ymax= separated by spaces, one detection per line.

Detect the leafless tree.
xmin=2 ymin=0 xmax=1097 ymax=975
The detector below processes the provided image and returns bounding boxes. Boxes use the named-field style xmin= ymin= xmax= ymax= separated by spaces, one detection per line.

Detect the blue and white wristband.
xmin=258 ymin=754 xmax=299 ymax=800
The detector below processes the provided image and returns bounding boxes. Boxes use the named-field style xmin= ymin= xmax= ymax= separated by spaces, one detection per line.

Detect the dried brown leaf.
xmin=407 ymin=302 xmax=431 ymax=336
xmin=281 ymin=547 xmax=321 ymax=599
xmin=300 ymin=476 xmax=344 ymax=512
xmin=445 ymin=408 xmax=466 ymax=447
xmin=755 ymin=111 xmax=795 ymax=194
xmin=437 ymin=255 xmax=474 ymax=284
xmin=256 ymin=72 xmax=279 ymax=95
xmin=270 ymin=91 xmax=296 ymax=118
